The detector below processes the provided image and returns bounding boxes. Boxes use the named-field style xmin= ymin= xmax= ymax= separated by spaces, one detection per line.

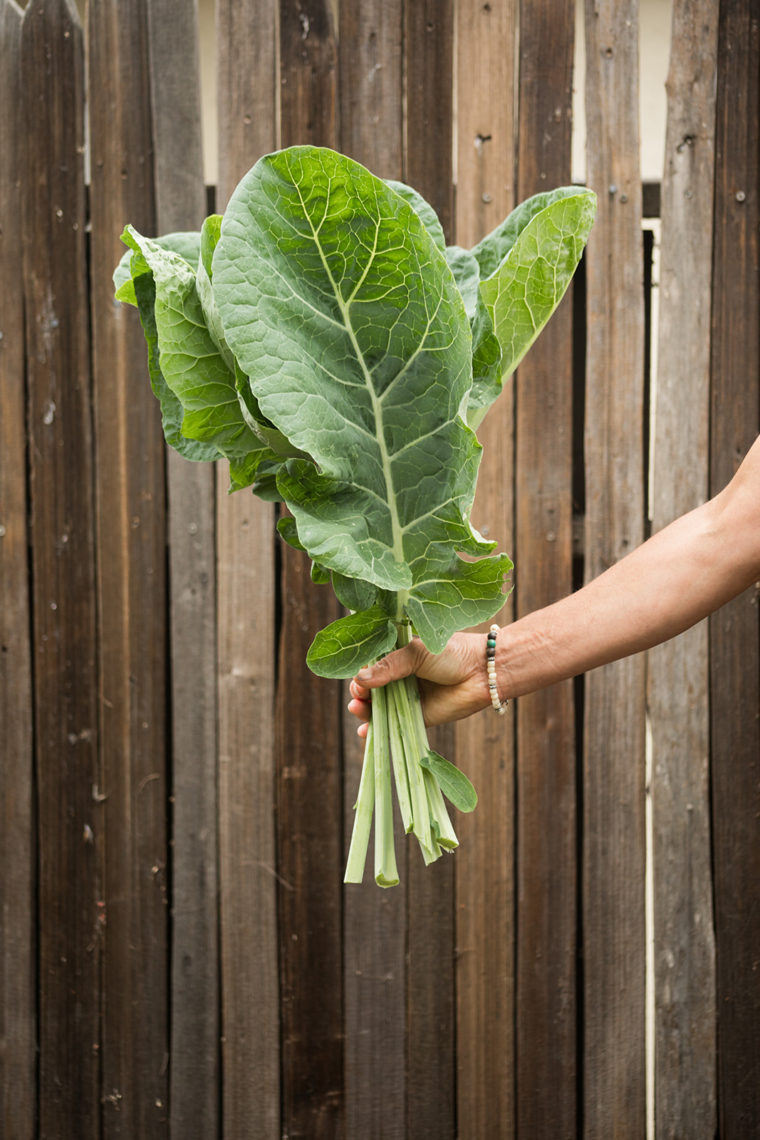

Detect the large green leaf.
xmin=445 ymin=245 xmax=502 ymax=425
xmin=117 ymin=231 xmax=219 ymax=464
xmin=385 ymin=179 xmax=446 ymax=252
xmin=470 ymin=188 xmax=597 ymax=427
xmin=120 ymin=227 xmax=277 ymax=490
xmin=472 ymin=186 xmax=592 ymax=277
xmin=113 ymin=230 xmax=202 ymax=306
xmin=306 ymin=605 xmax=398 ymax=679
xmin=212 ymin=146 xmax=509 ymax=644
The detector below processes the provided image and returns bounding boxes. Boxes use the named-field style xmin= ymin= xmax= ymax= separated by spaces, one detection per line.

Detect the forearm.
xmin=497 ymin=475 xmax=760 ymax=698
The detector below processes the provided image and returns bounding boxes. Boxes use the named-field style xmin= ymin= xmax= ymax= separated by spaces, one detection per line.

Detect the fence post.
xmin=649 ymin=2 xmax=719 ymax=1135
xmin=583 ymin=2 xmax=647 ymax=1135
xmin=21 ymin=0 xmax=100 ymax=1132
xmin=87 ymin=0 xmax=170 ymax=1131
xmin=215 ymin=2 xmax=280 ymax=1136
xmin=454 ymin=2 xmax=518 ymax=1136
xmin=710 ymin=2 xmax=760 ymax=1135
xmin=1 ymin=3 xmax=35 ymax=1135
xmin=514 ymin=3 xmax=578 ymax=1135
xmin=144 ymin=1 xmax=221 ymax=1134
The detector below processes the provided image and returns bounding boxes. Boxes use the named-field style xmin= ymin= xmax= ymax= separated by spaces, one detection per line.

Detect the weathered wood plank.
xmin=404 ymin=0 xmax=454 ymax=237
xmin=20 ymin=1 xmax=100 ymax=1133
xmin=275 ymin=547 xmax=344 ymax=1139
xmin=406 ymin=738 xmax=456 ymax=1140
xmin=280 ymin=0 xmax=338 ymax=150
xmin=0 ymin=3 xmax=35 ymax=1136
xmin=87 ymin=1 xmax=169 ymax=1132
xmin=215 ymin=1 xmax=280 ymax=1135
xmin=515 ymin=4 xmax=577 ymax=1135
xmin=453 ymin=2 xmax=517 ymax=1135
xmin=400 ymin=6 xmax=459 ymax=1137
xmin=338 ymin=5 xmax=408 ymax=1137
xmin=145 ymin=2 xmax=220 ymax=1134
xmin=583 ymin=3 xmax=647 ymax=1136
xmin=277 ymin=7 xmax=344 ymax=1136
xmin=649 ymin=3 xmax=718 ymax=1136
xmin=710 ymin=3 xmax=760 ymax=1136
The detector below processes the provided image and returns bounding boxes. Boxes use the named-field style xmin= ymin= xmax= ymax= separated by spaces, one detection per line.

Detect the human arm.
xmin=349 ymin=435 xmax=760 ymax=732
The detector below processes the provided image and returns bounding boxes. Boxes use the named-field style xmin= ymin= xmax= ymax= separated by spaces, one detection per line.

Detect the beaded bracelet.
xmin=486 ymin=624 xmax=508 ymax=715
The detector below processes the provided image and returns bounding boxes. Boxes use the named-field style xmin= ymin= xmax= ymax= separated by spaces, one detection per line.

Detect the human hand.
xmin=347 ymin=630 xmax=492 ymax=738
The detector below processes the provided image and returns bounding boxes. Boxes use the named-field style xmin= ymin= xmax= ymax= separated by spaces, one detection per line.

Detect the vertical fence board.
xmin=87 ymin=1 xmax=169 ymax=1133
xmin=454 ymin=2 xmax=517 ymax=1136
xmin=215 ymin=1 xmax=280 ymax=1135
xmin=20 ymin=1 xmax=100 ymax=1133
xmin=339 ymin=5 xmax=408 ymax=1136
xmin=649 ymin=2 xmax=718 ymax=1136
xmin=710 ymin=2 xmax=760 ymax=1136
xmin=405 ymin=0 xmax=454 ymax=236
xmin=406 ymin=832 xmax=456 ymax=1140
xmin=1 ymin=3 xmax=34 ymax=1136
xmin=403 ymin=6 xmax=458 ymax=1136
xmin=145 ymin=1 xmax=220 ymax=1134
xmin=277 ymin=6 xmax=344 ymax=1136
xmin=583 ymin=3 xmax=647 ymax=1136
xmin=515 ymin=4 xmax=577 ymax=1136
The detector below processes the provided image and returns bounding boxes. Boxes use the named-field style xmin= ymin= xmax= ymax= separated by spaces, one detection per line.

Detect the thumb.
xmin=355 ymin=642 xmax=423 ymax=688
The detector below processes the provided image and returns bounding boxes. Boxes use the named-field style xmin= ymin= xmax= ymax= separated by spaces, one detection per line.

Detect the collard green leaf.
xmin=276 ymin=514 xmax=305 ymax=551
xmin=470 ymin=189 xmax=597 ymax=427
xmin=306 ymin=605 xmax=398 ymax=678
xmin=444 ymin=245 xmax=480 ymax=320
xmin=445 ymin=245 xmax=503 ymax=425
xmin=406 ymin=548 xmax=513 ymax=653
xmin=385 ymin=179 xmax=446 ymax=251
xmin=114 ymin=230 xmax=203 ymax=306
xmin=118 ymin=233 xmax=219 ymax=463
xmin=420 ymin=750 xmax=478 ymax=813
xmin=311 ymin=562 xmax=331 ymax=585
xmin=472 ymin=186 xmax=590 ymax=278
xmin=122 ymin=226 xmax=274 ymax=488
xmin=331 ymin=572 xmax=378 ymax=613
xmin=212 ymin=146 xmax=509 ymax=643
xmin=196 ymin=214 xmax=236 ymax=372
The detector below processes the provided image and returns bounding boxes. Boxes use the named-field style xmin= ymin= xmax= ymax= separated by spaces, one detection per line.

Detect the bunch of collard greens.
xmin=114 ymin=145 xmax=596 ymax=886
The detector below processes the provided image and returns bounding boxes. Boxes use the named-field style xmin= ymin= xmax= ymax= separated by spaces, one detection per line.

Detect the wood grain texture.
xmin=649 ymin=3 xmax=718 ymax=1136
xmin=280 ymin=0 xmax=338 ymax=150
xmin=277 ymin=7 xmax=344 ymax=1136
xmin=401 ymin=8 xmax=459 ymax=1137
xmin=515 ymin=4 xmax=577 ymax=1135
xmin=583 ymin=3 xmax=647 ymax=1136
xmin=20 ymin=2 xmax=100 ymax=1133
xmin=404 ymin=0 xmax=454 ymax=238
xmin=87 ymin=1 xmax=169 ymax=1133
xmin=338 ymin=5 xmax=408 ymax=1137
xmin=215 ymin=1 xmax=280 ymax=1135
xmin=0 ymin=3 xmax=35 ymax=1136
xmin=145 ymin=2 xmax=220 ymax=1134
xmin=407 ymin=725 xmax=456 ymax=1140
xmin=453 ymin=3 xmax=517 ymax=1136
xmin=275 ymin=547 xmax=344 ymax=1140
xmin=709 ymin=3 xmax=760 ymax=1136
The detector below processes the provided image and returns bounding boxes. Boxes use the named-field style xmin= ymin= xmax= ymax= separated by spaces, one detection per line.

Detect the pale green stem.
xmin=344 ymin=722 xmax=376 ymax=884
xmin=386 ymin=682 xmax=413 ymax=833
xmin=391 ymin=672 xmax=435 ymax=860
xmin=372 ymin=685 xmax=399 ymax=887
xmin=422 ymin=767 xmax=458 ymax=850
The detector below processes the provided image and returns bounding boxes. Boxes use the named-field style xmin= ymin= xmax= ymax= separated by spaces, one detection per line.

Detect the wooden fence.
xmin=1 ymin=1 xmax=758 ymax=1137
